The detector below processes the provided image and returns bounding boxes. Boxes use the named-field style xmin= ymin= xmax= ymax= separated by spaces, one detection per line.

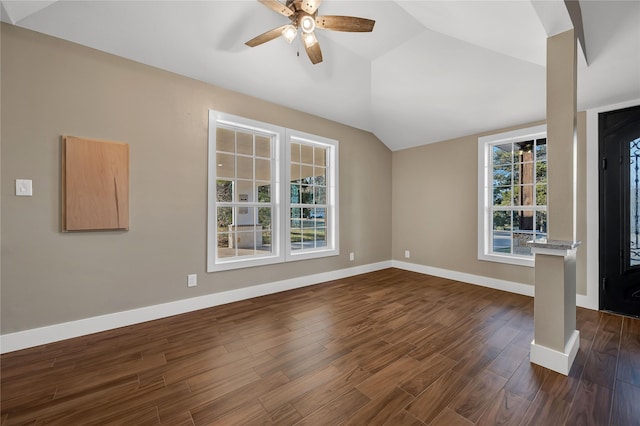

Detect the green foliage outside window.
xmin=491 ymin=139 xmax=547 ymax=233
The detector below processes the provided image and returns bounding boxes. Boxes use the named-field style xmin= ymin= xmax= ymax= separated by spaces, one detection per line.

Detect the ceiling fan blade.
xmin=258 ymin=0 xmax=293 ymax=17
xmin=305 ymin=39 xmax=323 ymax=64
xmin=245 ymin=25 xmax=288 ymax=47
xmin=316 ymin=15 xmax=375 ymax=32
xmin=300 ymin=0 xmax=322 ymax=15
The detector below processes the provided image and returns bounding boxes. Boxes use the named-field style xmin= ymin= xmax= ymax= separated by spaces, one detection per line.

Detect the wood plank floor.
xmin=2 ymin=268 xmax=639 ymax=425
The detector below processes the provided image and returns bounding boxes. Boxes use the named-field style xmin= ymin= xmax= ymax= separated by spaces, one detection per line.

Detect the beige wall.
xmin=547 ymin=29 xmax=578 ymax=242
xmin=0 ymin=22 xmax=591 ymax=336
xmin=392 ymin=115 xmax=588 ymax=293
xmin=0 ymin=24 xmax=392 ymax=334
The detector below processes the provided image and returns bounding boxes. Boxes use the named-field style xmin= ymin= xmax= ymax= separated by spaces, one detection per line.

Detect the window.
xmin=287 ymin=130 xmax=339 ymax=262
xmin=478 ymin=125 xmax=547 ymax=267
xmin=208 ymin=111 xmax=338 ymax=271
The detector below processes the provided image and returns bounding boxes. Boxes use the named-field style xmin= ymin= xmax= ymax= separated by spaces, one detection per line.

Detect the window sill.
xmin=208 ymin=254 xmax=283 ymax=272
xmin=478 ymin=252 xmax=535 ymax=268
xmin=287 ymin=248 xmax=340 ymax=263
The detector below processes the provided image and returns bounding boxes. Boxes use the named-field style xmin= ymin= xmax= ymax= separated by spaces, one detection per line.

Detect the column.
xmin=527 ymin=29 xmax=580 ymax=376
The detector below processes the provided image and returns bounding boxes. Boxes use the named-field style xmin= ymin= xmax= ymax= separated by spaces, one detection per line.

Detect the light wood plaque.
xmin=62 ymin=136 xmax=129 ymax=231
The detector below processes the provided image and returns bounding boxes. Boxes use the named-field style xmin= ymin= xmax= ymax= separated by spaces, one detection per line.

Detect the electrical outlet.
xmin=349 ymin=252 xmax=355 ymax=261
xmin=15 ymin=179 xmax=33 ymax=196
xmin=404 ymin=250 xmax=411 ymax=259
xmin=187 ymin=274 xmax=197 ymax=287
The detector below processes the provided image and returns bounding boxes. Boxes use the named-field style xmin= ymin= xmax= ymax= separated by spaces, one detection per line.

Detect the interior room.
xmin=1 ymin=0 xmax=639 ymax=424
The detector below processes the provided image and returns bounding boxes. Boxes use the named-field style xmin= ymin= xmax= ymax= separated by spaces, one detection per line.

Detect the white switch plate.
xmin=187 ymin=274 xmax=197 ymax=287
xmin=404 ymin=250 xmax=411 ymax=259
xmin=349 ymin=252 xmax=355 ymax=261
xmin=15 ymin=179 xmax=33 ymax=196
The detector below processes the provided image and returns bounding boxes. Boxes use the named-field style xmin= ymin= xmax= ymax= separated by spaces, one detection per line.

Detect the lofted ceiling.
xmin=1 ymin=0 xmax=639 ymax=151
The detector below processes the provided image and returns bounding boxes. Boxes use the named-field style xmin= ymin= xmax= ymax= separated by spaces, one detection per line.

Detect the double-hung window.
xmin=478 ymin=125 xmax=547 ymax=266
xmin=287 ymin=130 xmax=339 ymax=261
xmin=207 ymin=111 xmax=338 ymax=272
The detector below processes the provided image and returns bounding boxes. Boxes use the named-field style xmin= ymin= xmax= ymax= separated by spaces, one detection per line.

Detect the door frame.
xmin=598 ymin=104 xmax=640 ymax=314
xmin=585 ymin=98 xmax=640 ymax=310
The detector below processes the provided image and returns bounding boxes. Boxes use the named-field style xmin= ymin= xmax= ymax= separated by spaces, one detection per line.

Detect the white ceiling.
xmin=2 ymin=0 xmax=639 ymax=151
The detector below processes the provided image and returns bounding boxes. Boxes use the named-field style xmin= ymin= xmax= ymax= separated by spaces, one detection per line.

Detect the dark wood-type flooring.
xmin=2 ymin=268 xmax=639 ymax=425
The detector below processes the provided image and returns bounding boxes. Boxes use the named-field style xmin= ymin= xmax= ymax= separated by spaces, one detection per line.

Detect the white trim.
xmin=477 ymin=125 xmax=547 ymax=268
xmin=573 ymin=109 xmax=578 ymax=244
xmin=531 ymin=247 xmax=577 ymax=257
xmin=478 ymin=124 xmax=548 ymax=146
xmin=392 ymin=260 xmax=535 ymax=297
xmin=2 ymin=260 xmax=599 ymax=354
xmin=285 ymin=129 xmax=339 ymax=261
xmin=208 ymin=111 xmax=340 ymax=271
xmin=207 ymin=110 xmax=286 ymax=272
xmin=585 ymin=98 xmax=640 ymax=311
xmin=0 ymin=261 xmax=392 ymax=354
xmin=393 ymin=260 xmax=598 ymax=311
xmin=530 ymin=330 xmax=580 ymax=375
xmin=478 ymin=252 xmax=535 ymax=268
xmin=576 ymin=293 xmax=596 ymax=311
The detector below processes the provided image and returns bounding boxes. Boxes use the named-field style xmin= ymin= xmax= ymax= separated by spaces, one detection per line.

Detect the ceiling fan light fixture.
xmin=282 ymin=24 xmax=297 ymax=43
xmin=300 ymin=15 xmax=315 ymax=33
xmin=303 ymin=32 xmax=317 ymax=48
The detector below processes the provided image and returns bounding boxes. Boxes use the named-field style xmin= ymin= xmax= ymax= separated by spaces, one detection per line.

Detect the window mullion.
xmin=209 ymin=111 xmax=338 ymax=271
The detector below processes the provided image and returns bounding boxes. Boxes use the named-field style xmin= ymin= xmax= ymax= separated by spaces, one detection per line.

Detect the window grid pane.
xmin=489 ymin=137 xmax=547 ymax=257
xmin=210 ymin=112 xmax=339 ymax=271
xmin=290 ymin=142 xmax=329 ymax=253
xmin=216 ymin=125 xmax=274 ymax=261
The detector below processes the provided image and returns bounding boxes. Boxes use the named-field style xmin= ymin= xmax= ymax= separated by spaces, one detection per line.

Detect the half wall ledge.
xmin=527 ymin=238 xmax=582 ymax=375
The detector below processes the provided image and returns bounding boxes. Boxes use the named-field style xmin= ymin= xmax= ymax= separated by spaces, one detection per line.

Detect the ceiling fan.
xmin=245 ymin=0 xmax=375 ymax=65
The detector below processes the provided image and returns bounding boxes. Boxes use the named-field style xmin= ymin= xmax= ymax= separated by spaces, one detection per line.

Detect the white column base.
xmin=530 ymin=330 xmax=580 ymax=375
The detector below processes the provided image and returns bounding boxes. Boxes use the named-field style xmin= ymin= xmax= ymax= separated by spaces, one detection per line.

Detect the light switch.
xmin=15 ymin=179 xmax=33 ymax=196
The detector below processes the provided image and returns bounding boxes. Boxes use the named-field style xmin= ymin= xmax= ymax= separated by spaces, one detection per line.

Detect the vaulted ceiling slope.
xmin=2 ymin=1 xmax=639 ymax=151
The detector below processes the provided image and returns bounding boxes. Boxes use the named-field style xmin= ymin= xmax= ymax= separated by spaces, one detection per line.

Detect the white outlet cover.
xmin=16 ymin=179 xmax=33 ymax=196
xmin=404 ymin=250 xmax=411 ymax=259
xmin=187 ymin=274 xmax=197 ymax=287
xmin=349 ymin=252 xmax=355 ymax=261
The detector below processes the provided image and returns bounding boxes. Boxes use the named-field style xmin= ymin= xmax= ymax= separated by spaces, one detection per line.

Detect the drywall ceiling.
xmin=2 ymin=0 xmax=639 ymax=151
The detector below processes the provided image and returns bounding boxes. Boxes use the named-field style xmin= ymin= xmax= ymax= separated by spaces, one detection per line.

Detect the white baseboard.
xmin=392 ymin=260 xmax=597 ymax=310
xmin=577 ymin=293 xmax=598 ymax=310
xmin=530 ymin=330 xmax=580 ymax=375
xmin=0 ymin=261 xmax=392 ymax=354
xmin=392 ymin=260 xmax=535 ymax=297
xmin=0 ymin=260 xmax=596 ymax=354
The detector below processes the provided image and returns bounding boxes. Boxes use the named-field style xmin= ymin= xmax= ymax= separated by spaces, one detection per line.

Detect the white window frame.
xmin=478 ymin=124 xmax=547 ymax=267
xmin=285 ymin=129 xmax=339 ymax=262
xmin=207 ymin=111 xmax=284 ymax=272
xmin=207 ymin=111 xmax=339 ymax=272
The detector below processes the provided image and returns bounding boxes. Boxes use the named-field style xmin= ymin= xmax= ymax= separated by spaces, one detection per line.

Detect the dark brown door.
xmin=599 ymin=105 xmax=640 ymax=317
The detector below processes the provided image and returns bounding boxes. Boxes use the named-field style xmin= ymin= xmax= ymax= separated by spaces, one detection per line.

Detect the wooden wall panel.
xmin=62 ymin=136 xmax=129 ymax=231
